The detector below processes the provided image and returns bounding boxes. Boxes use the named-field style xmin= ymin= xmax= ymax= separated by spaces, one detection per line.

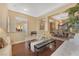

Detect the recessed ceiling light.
xmin=24 ymin=9 xmax=28 ymax=11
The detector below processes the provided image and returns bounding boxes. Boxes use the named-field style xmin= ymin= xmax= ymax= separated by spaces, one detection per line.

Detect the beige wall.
xmin=0 ymin=4 xmax=8 ymax=31
xmin=8 ymin=10 xmax=39 ymax=44
xmin=8 ymin=10 xmax=38 ymax=34
xmin=0 ymin=4 xmax=12 ymax=55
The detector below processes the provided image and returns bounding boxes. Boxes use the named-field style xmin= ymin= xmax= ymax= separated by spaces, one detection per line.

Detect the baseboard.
xmin=12 ymin=40 xmax=27 ymax=45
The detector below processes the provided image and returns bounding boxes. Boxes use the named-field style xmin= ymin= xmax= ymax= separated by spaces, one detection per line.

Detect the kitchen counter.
xmin=51 ymin=33 xmax=79 ymax=56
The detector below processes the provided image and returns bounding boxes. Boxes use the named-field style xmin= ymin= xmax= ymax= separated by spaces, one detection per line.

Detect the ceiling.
xmin=8 ymin=3 xmax=71 ymax=17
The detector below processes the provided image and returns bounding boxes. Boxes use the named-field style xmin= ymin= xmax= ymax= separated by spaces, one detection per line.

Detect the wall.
xmin=0 ymin=4 xmax=12 ymax=56
xmin=0 ymin=4 xmax=8 ymax=31
xmin=8 ymin=10 xmax=38 ymax=44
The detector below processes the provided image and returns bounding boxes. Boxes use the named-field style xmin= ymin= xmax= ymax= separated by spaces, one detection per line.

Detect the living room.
xmin=0 ymin=3 xmax=79 ymax=56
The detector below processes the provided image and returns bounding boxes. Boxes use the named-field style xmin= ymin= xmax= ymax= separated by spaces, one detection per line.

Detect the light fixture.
xmin=24 ymin=9 xmax=28 ymax=11
xmin=52 ymin=13 xmax=68 ymax=20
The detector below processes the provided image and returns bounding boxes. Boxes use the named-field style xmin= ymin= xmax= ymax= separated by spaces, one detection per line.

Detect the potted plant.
xmin=65 ymin=3 xmax=79 ymax=32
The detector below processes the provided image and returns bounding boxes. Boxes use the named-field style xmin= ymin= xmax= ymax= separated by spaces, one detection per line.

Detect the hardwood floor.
xmin=12 ymin=40 xmax=64 ymax=56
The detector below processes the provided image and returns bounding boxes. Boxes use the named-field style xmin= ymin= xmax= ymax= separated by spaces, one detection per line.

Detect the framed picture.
xmin=40 ymin=19 xmax=45 ymax=30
